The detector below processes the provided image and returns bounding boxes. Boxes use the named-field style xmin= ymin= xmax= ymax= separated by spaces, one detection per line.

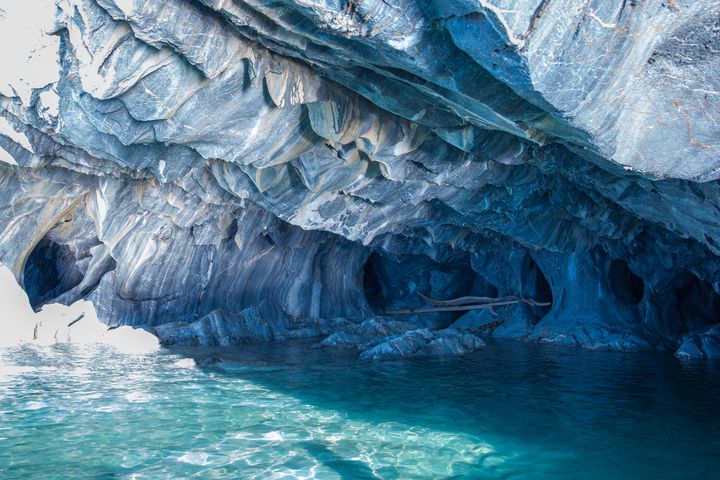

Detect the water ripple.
xmin=1 ymin=341 xmax=719 ymax=479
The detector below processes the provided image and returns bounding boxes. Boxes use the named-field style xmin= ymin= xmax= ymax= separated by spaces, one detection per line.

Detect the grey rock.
xmin=314 ymin=318 xmax=416 ymax=350
xmin=675 ymin=326 xmax=720 ymax=360
xmin=318 ymin=331 xmax=365 ymax=349
xmin=359 ymin=328 xmax=486 ymax=360
xmin=153 ymin=303 xmax=283 ymax=346
xmin=450 ymin=310 xmax=499 ymax=332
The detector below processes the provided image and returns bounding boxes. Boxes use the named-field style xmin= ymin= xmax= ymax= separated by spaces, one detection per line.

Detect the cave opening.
xmin=521 ymin=254 xmax=553 ymax=321
xmin=609 ymin=259 xmax=645 ymax=305
xmin=361 ymin=251 xmax=487 ymax=325
xmin=23 ymin=237 xmax=83 ymax=309
xmin=671 ymin=272 xmax=720 ymax=333
xmin=362 ymin=253 xmax=385 ymax=314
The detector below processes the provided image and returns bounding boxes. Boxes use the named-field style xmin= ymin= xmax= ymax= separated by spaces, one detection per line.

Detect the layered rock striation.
xmin=2 ymin=0 xmax=720 ymax=358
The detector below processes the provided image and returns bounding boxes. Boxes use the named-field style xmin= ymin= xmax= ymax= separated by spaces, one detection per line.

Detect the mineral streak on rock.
xmin=1 ymin=0 xmax=720 ymax=359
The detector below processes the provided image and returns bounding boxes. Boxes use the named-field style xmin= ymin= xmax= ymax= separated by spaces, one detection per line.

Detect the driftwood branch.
xmin=418 ymin=292 xmax=551 ymax=308
xmin=383 ymin=293 xmax=551 ymax=315
xmin=67 ymin=313 xmax=85 ymax=327
xmin=418 ymin=292 xmax=504 ymax=307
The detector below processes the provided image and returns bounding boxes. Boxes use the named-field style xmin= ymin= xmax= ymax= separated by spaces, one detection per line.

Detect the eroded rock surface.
xmin=676 ymin=326 xmax=720 ymax=360
xmin=2 ymin=0 xmax=720 ymax=356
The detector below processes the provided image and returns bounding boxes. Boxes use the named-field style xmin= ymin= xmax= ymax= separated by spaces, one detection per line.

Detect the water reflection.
xmin=1 ymin=340 xmax=719 ymax=480
xmin=300 ymin=441 xmax=383 ymax=480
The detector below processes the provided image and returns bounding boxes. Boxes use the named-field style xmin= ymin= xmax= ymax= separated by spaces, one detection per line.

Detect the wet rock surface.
xmin=676 ymin=325 xmax=720 ymax=360
xmin=313 ymin=318 xmax=486 ymax=360
xmin=2 ymin=0 xmax=720 ymax=357
xmin=359 ymin=328 xmax=487 ymax=360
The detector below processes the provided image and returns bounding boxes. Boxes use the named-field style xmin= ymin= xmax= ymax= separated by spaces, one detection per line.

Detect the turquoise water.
xmin=1 ymin=340 xmax=719 ymax=480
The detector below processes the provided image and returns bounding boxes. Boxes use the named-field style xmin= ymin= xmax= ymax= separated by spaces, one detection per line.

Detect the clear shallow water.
xmin=1 ymin=341 xmax=719 ymax=480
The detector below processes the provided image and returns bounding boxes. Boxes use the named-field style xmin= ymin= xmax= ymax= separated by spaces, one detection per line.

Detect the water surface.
xmin=1 ymin=340 xmax=718 ymax=479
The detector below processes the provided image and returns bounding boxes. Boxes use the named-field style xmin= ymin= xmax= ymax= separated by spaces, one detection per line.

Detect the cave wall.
xmin=1 ymin=0 xmax=720 ymax=354
xmin=0 ymin=167 xmax=370 ymax=326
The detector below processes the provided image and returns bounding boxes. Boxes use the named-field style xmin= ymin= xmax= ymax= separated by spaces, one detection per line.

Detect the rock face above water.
xmin=1 ymin=0 xmax=720 ymax=358
xmin=676 ymin=326 xmax=720 ymax=361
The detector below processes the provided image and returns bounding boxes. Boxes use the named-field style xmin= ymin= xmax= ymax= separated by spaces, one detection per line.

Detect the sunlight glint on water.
xmin=1 ymin=341 xmax=719 ymax=479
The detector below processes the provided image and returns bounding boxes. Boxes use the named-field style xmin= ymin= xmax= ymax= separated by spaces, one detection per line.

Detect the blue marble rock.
xmin=676 ymin=326 xmax=720 ymax=360
xmin=359 ymin=328 xmax=486 ymax=360
xmin=1 ymin=0 xmax=720 ymax=357
xmin=152 ymin=302 xmax=282 ymax=346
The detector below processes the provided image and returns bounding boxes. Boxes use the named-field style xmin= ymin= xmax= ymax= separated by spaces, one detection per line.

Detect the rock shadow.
xmin=299 ymin=440 xmax=385 ymax=480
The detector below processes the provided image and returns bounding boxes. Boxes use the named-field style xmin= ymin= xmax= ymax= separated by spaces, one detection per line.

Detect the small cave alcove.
xmin=363 ymin=251 xmax=423 ymax=316
xmin=609 ymin=259 xmax=645 ymax=306
xmin=362 ymin=253 xmax=385 ymax=314
xmin=669 ymin=272 xmax=720 ymax=333
xmin=23 ymin=237 xmax=83 ymax=309
xmin=361 ymin=250 xmax=499 ymax=326
xmin=521 ymin=254 xmax=553 ymax=321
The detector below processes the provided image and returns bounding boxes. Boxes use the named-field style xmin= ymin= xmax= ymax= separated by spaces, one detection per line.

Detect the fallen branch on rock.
xmin=67 ymin=313 xmax=85 ymax=327
xmin=383 ymin=293 xmax=551 ymax=315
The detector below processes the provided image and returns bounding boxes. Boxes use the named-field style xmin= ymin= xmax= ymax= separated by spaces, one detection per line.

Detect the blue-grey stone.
xmin=676 ymin=326 xmax=720 ymax=360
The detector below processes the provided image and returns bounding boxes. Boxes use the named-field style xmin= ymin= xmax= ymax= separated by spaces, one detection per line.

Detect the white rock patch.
xmin=0 ymin=0 xmax=60 ymax=104
xmin=0 ymin=265 xmax=160 ymax=354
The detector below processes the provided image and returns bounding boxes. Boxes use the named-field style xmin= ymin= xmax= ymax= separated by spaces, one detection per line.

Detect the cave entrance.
xmin=521 ymin=254 xmax=552 ymax=321
xmin=23 ymin=237 xmax=83 ymax=309
xmin=362 ymin=253 xmax=384 ymax=314
xmin=361 ymin=251 xmax=499 ymax=326
xmin=609 ymin=260 xmax=644 ymax=305
xmin=670 ymin=272 xmax=720 ymax=333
